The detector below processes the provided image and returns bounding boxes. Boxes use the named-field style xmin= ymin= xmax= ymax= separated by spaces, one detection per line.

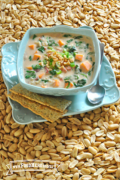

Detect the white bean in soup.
xmin=23 ymin=33 xmax=95 ymax=89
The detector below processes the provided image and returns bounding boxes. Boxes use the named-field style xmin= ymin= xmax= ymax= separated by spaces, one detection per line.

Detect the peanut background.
xmin=0 ymin=0 xmax=120 ymax=180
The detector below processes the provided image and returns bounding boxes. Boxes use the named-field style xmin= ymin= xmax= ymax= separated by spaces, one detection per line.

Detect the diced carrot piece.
xmin=34 ymin=50 xmax=38 ymax=54
xmin=80 ymin=60 xmax=92 ymax=73
xmin=65 ymin=82 xmax=73 ymax=88
xmin=70 ymin=82 xmax=73 ymax=87
xmin=33 ymin=54 xmax=41 ymax=60
xmin=39 ymin=73 xmax=44 ymax=78
xmin=26 ymin=67 xmax=32 ymax=70
xmin=28 ymin=45 xmax=35 ymax=50
xmin=41 ymin=85 xmax=46 ymax=88
xmin=75 ymin=54 xmax=83 ymax=61
xmin=54 ymin=79 xmax=60 ymax=87
xmin=65 ymin=82 xmax=69 ymax=88
xmin=58 ymin=40 xmax=64 ymax=47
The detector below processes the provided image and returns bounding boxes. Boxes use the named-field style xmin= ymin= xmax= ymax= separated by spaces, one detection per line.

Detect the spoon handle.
xmin=97 ymin=43 xmax=105 ymax=85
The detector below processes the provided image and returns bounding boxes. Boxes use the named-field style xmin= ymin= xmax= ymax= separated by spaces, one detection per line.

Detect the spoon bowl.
xmin=87 ymin=43 xmax=105 ymax=104
xmin=87 ymin=85 xmax=105 ymax=104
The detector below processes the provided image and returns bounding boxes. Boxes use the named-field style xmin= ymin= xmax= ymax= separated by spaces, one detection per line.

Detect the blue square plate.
xmin=1 ymin=40 xmax=119 ymax=124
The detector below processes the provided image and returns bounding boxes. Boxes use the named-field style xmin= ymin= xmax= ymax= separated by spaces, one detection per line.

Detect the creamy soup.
xmin=23 ymin=33 xmax=95 ymax=88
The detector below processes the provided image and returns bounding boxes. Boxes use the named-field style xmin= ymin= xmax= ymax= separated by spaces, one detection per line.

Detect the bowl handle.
xmin=78 ymin=26 xmax=94 ymax=31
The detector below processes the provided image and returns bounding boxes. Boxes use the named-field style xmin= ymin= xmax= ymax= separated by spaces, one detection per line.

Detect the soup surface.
xmin=23 ymin=33 xmax=95 ymax=88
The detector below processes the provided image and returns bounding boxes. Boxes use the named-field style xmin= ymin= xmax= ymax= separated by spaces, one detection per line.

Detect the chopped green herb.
xmin=25 ymin=71 xmax=36 ymax=79
xmin=88 ymin=71 xmax=91 ymax=76
xmin=92 ymin=62 xmax=95 ymax=70
xmin=86 ymin=43 xmax=89 ymax=49
xmin=65 ymin=81 xmax=70 ymax=88
xmin=38 ymin=60 xmax=41 ymax=62
xmin=48 ymin=46 xmax=53 ymax=50
xmin=74 ymin=79 xmax=86 ymax=87
xmin=73 ymin=52 xmax=76 ymax=57
xmin=56 ymin=62 xmax=60 ymax=68
xmin=75 ymin=65 xmax=80 ymax=74
xmin=68 ymin=46 xmax=76 ymax=53
xmin=63 ymin=34 xmax=72 ymax=37
xmin=64 ymin=44 xmax=68 ymax=49
xmin=26 ymin=70 xmax=33 ymax=73
xmin=67 ymin=39 xmax=73 ymax=43
xmin=74 ymin=36 xmax=83 ymax=39
xmin=49 ymin=76 xmax=53 ymax=78
xmin=56 ymin=70 xmax=62 ymax=75
xmin=41 ymin=79 xmax=49 ymax=83
xmin=32 ymin=64 xmax=42 ymax=70
xmin=75 ymin=41 xmax=82 ymax=47
xmin=61 ymin=53 xmax=64 ymax=57
xmin=70 ymin=62 xmax=75 ymax=67
xmin=47 ymin=39 xmax=58 ymax=46
xmin=62 ymin=51 xmax=70 ymax=59
xmin=49 ymin=58 xmax=53 ymax=66
xmin=49 ymin=69 xmax=56 ymax=75
xmin=29 ymin=56 xmax=32 ymax=61
xmin=33 ymin=34 xmax=37 ymax=39
xmin=88 ymin=62 xmax=95 ymax=76
xmin=75 ymin=65 xmax=79 ymax=70
xmin=80 ymin=73 xmax=88 ymax=78
xmin=64 ymin=76 xmax=72 ymax=81
xmin=86 ymin=56 xmax=88 ymax=60
xmin=48 ymin=46 xmax=55 ymax=52
xmin=64 ymin=45 xmax=76 ymax=56
xmin=63 ymin=49 xmax=66 ymax=53
xmin=87 ymin=51 xmax=95 ymax=55
xmin=90 ymin=57 xmax=92 ymax=61
xmin=43 ymin=59 xmax=47 ymax=65
xmin=65 ymin=51 xmax=70 ymax=58
xmin=38 ymin=46 xmax=45 ymax=53
xmin=74 ymin=75 xmax=79 ymax=80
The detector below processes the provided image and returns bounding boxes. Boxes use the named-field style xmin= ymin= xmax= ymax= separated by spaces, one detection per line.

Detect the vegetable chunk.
xmin=80 ymin=60 xmax=92 ymax=73
xmin=65 ymin=82 xmax=73 ymax=88
xmin=34 ymin=50 xmax=38 ymax=54
xmin=41 ymin=85 xmax=46 ymax=88
xmin=33 ymin=54 xmax=41 ymax=60
xmin=75 ymin=54 xmax=83 ymax=61
xmin=26 ymin=67 xmax=32 ymax=70
xmin=54 ymin=79 xmax=60 ymax=87
xmin=58 ymin=40 xmax=64 ymax=47
xmin=70 ymin=82 xmax=73 ymax=88
xmin=28 ymin=45 xmax=35 ymax=49
xmin=39 ymin=73 xmax=44 ymax=78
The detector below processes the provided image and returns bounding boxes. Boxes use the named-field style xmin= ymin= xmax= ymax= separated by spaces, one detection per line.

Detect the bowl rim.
xmin=17 ymin=25 xmax=100 ymax=94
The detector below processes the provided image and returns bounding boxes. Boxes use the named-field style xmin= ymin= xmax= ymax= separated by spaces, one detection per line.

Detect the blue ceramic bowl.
xmin=17 ymin=25 xmax=100 ymax=96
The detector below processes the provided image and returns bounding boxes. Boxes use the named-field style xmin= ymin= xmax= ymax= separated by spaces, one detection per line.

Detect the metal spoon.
xmin=87 ymin=43 xmax=105 ymax=104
